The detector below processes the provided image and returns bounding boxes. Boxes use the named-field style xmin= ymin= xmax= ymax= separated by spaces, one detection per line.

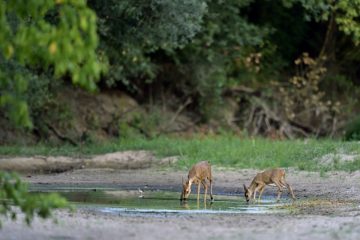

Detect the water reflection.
xmin=180 ymin=200 xmax=213 ymax=210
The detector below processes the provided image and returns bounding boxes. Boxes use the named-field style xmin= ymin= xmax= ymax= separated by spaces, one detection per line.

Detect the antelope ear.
xmin=243 ymin=184 xmax=248 ymax=192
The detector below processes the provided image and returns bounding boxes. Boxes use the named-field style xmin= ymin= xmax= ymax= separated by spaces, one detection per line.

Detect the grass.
xmin=1 ymin=135 xmax=360 ymax=171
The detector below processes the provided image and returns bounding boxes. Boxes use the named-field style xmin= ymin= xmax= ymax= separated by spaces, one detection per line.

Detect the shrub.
xmin=344 ymin=116 xmax=360 ymax=141
xmin=0 ymin=172 xmax=69 ymax=227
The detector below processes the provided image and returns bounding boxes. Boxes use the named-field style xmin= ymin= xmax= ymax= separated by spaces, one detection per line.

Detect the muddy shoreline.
xmin=2 ymin=166 xmax=360 ymax=239
xmin=23 ymin=167 xmax=360 ymax=200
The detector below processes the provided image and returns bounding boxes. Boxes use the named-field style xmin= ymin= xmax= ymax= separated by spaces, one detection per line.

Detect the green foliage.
xmin=195 ymin=65 xmax=227 ymax=120
xmin=336 ymin=0 xmax=360 ymax=44
xmin=160 ymin=0 xmax=270 ymax=119
xmin=0 ymin=0 xmax=101 ymax=227
xmin=2 ymin=0 xmax=360 ymax=131
xmin=0 ymin=57 xmax=31 ymax=127
xmin=0 ymin=171 xmax=69 ymax=226
xmin=118 ymin=121 xmax=138 ymax=139
xmin=84 ymin=0 xmax=360 ymax=123
xmin=344 ymin=116 xmax=360 ymax=141
xmin=0 ymin=56 xmax=66 ymax=132
xmin=89 ymin=0 xmax=272 ymax=119
xmin=129 ymin=108 xmax=163 ymax=138
xmin=282 ymin=0 xmax=332 ymax=20
xmin=2 ymin=0 xmax=360 ymax=149
xmin=284 ymin=0 xmax=360 ymax=43
xmin=88 ymin=0 xmax=207 ymax=88
xmin=0 ymin=0 xmax=106 ymax=127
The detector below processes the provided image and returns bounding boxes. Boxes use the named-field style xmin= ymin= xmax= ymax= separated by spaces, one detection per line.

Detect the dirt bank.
xmin=0 ymin=151 xmax=177 ymax=173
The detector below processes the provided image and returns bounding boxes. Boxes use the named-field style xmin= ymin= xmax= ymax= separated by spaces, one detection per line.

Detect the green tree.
xmin=166 ymin=0 xmax=270 ymax=119
xmin=0 ymin=172 xmax=68 ymax=227
xmin=88 ymin=0 xmax=207 ymax=89
xmin=0 ymin=0 xmax=106 ymax=127
xmin=0 ymin=0 xmax=105 ymax=225
xmin=89 ymin=0 xmax=270 ymax=119
xmin=91 ymin=0 xmax=360 ymax=125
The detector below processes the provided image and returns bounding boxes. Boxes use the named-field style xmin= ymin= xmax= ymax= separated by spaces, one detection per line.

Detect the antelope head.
xmin=243 ymin=184 xmax=252 ymax=203
xmin=180 ymin=177 xmax=191 ymax=201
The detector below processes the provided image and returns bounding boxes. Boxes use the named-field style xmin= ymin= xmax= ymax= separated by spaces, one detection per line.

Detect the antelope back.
xmin=188 ymin=161 xmax=211 ymax=181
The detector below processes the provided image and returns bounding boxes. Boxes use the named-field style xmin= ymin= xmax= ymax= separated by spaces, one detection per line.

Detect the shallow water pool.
xmin=32 ymin=187 xmax=291 ymax=215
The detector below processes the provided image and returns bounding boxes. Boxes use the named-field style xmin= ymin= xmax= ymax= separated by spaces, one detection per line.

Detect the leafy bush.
xmin=0 ymin=0 xmax=100 ymax=226
xmin=0 ymin=0 xmax=106 ymax=127
xmin=0 ymin=58 xmax=30 ymax=127
xmin=0 ymin=172 xmax=69 ymax=227
xmin=344 ymin=116 xmax=360 ymax=141
xmin=88 ymin=0 xmax=207 ymax=89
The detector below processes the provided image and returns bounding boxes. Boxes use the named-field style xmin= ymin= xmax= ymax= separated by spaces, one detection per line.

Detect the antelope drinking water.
xmin=180 ymin=161 xmax=214 ymax=202
xmin=243 ymin=168 xmax=295 ymax=202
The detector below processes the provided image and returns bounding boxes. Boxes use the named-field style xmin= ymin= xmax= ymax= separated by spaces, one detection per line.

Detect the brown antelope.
xmin=180 ymin=161 xmax=214 ymax=202
xmin=243 ymin=168 xmax=295 ymax=202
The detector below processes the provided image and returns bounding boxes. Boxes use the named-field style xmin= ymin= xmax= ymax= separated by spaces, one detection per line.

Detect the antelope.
xmin=180 ymin=161 xmax=214 ymax=202
xmin=243 ymin=168 xmax=295 ymax=202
